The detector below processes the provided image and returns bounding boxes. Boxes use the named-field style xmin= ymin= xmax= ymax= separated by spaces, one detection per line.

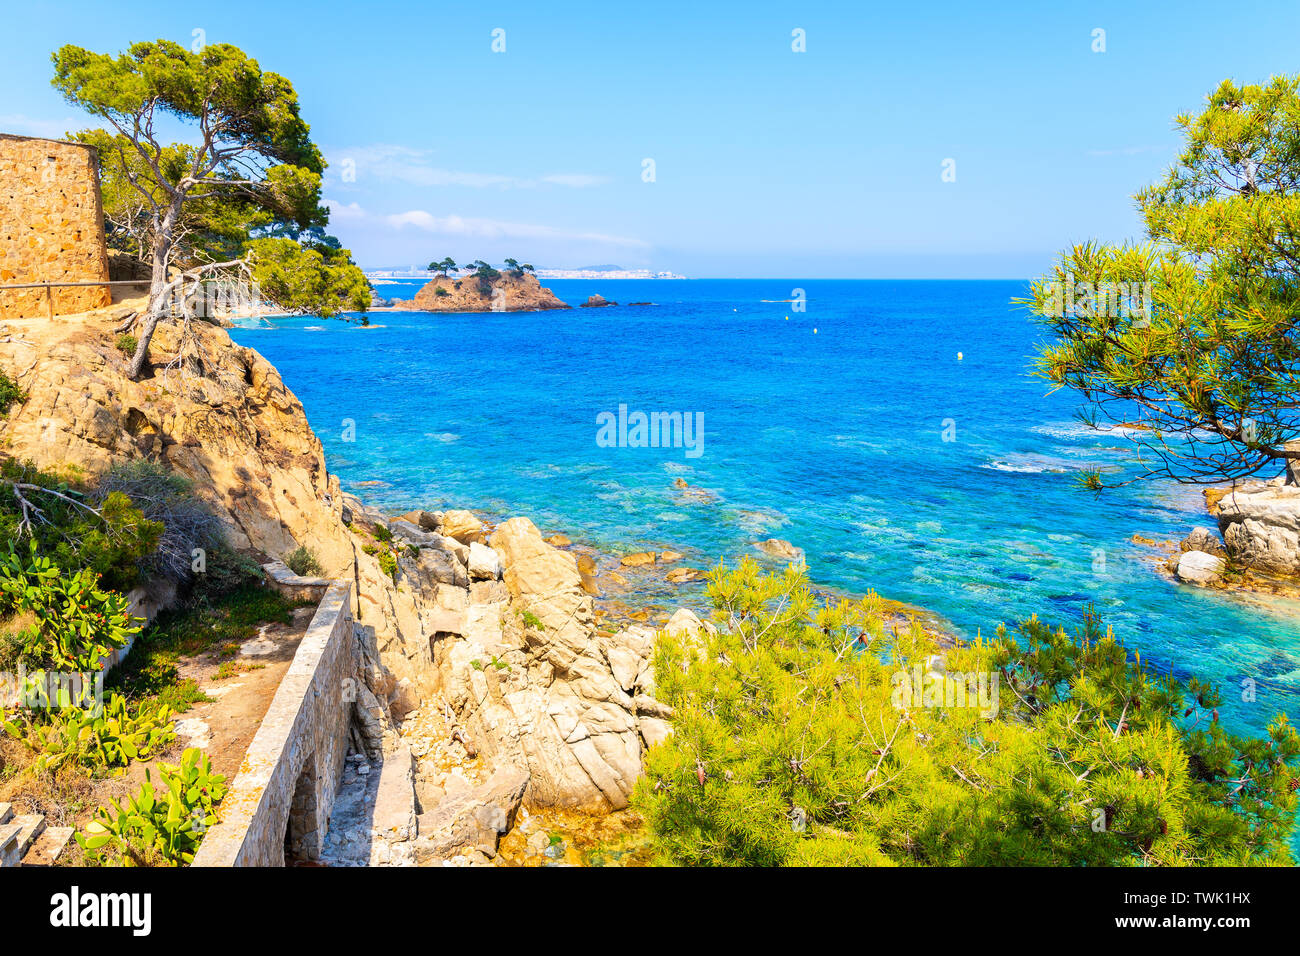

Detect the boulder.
xmin=580 ymin=294 xmax=616 ymax=308
xmin=399 ymin=510 xmax=442 ymax=532
xmin=1216 ymin=482 xmax=1300 ymax=575
xmin=665 ymin=566 xmax=706 ymax=584
xmin=413 ymin=765 xmax=530 ymax=861
xmin=754 ymin=538 xmax=806 ymax=565
xmin=468 ymin=542 xmax=503 ymax=581
xmin=620 ymin=551 xmax=656 ymax=567
xmin=1175 ymin=550 xmax=1226 ymax=585
xmin=442 ymin=509 xmax=485 ymax=545
xmin=1180 ymin=526 xmax=1226 ymax=558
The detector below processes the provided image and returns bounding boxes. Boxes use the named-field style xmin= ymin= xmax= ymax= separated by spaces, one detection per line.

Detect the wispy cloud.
xmin=326 ymin=144 xmax=608 ymax=189
xmin=384 ymin=210 xmax=646 ymax=247
xmin=324 ymin=198 xmax=366 ymax=220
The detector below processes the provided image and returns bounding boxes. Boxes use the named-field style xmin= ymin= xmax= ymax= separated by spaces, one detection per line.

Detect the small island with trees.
xmin=391 ymin=257 xmax=571 ymax=312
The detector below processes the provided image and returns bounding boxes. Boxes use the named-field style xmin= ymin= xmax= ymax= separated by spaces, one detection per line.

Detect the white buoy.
xmin=813 ymin=328 xmax=818 ymax=334
xmin=957 ymin=351 xmax=963 ymax=361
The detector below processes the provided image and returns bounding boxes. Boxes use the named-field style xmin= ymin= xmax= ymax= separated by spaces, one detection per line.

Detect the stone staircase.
xmin=0 ymin=803 xmax=74 ymax=867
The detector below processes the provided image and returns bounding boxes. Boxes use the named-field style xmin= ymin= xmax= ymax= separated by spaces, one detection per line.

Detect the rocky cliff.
xmin=0 ymin=303 xmax=675 ymax=818
xmin=392 ymin=272 xmax=569 ymax=313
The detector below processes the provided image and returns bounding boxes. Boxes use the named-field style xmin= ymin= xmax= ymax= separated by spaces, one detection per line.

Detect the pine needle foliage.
xmin=635 ymin=560 xmax=1300 ymax=866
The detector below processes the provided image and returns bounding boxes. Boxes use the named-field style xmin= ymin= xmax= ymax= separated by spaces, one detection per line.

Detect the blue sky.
xmin=3 ymin=0 xmax=1298 ymax=276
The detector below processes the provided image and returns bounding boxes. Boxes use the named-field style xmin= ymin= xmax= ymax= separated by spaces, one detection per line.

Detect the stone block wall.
xmin=0 ymin=134 xmax=111 ymax=319
xmin=191 ymin=581 xmax=356 ymax=867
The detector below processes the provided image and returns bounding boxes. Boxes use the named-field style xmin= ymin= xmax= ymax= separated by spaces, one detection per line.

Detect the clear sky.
xmin=3 ymin=0 xmax=1298 ymax=276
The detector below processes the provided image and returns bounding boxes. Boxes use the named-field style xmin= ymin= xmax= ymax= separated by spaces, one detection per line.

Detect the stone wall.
xmin=0 ymin=134 xmax=111 ymax=319
xmin=191 ymin=581 xmax=357 ymax=867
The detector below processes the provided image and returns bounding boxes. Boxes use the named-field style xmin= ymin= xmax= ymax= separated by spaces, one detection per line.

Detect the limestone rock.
xmin=413 ymin=765 xmax=530 ymax=861
xmin=1175 ymin=550 xmax=1227 ymax=585
xmin=442 ymin=509 xmax=486 ymax=545
xmin=468 ymin=542 xmax=503 ymax=581
xmin=620 ymin=551 xmax=656 ymax=567
xmin=1216 ymin=482 xmax=1300 ymax=575
xmin=754 ymin=538 xmax=806 ymax=565
xmin=1180 ymin=526 xmax=1226 ymax=558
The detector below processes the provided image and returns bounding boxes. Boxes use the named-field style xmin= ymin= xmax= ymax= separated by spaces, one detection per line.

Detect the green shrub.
xmin=372 ymin=523 xmax=393 ymax=543
xmin=284 ymin=545 xmax=322 ymax=576
xmin=91 ymin=460 xmax=222 ymax=585
xmin=3 ymin=693 xmax=175 ymax=775
xmin=0 ymin=459 xmax=163 ymax=592
xmin=0 ymin=543 xmax=141 ymax=672
xmin=79 ymin=748 xmax=227 ymax=866
xmin=108 ymin=579 xmax=298 ymax=712
xmin=114 ymin=333 xmax=138 ymax=355
xmin=377 ymin=549 xmax=397 ymax=581
xmin=0 ymin=370 xmax=25 ymax=413
xmin=635 ymin=559 xmax=1300 ymax=867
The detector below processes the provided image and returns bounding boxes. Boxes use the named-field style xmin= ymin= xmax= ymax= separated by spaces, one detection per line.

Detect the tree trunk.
xmin=128 ymin=208 xmax=177 ymax=380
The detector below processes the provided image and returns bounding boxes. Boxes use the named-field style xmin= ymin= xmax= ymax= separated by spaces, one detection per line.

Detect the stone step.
xmin=0 ymin=802 xmax=12 ymax=825
xmin=22 ymin=825 xmax=74 ymax=867
xmin=10 ymin=815 xmax=46 ymax=860
xmin=0 ymin=823 xmax=23 ymax=867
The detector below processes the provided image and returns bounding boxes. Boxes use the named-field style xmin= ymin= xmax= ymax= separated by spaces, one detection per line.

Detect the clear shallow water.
xmin=230 ymin=279 xmax=1300 ymax=758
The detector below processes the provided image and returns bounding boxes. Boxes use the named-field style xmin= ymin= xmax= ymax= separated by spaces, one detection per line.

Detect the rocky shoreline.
xmin=1137 ymin=477 xmax=1300 ymax=603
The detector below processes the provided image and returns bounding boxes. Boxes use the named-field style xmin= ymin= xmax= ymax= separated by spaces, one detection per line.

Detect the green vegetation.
xmin=108 ymin=572 xmax=300 ymax=713
xmin=0 ymin=369 xmax=26 ymax=414
xmin=0 ymin=543 xmax=140 ymax=673
xmin=1027 ymin=74 xmax=1300 ymax=487
xmin=429 ymin=257 xmax=457 ymax=275
xmin=635 ymin=560 xmax=1300 ymax=866
xmin=284 ymin=545 xmax=322 ymax=577
xmin=52 ymin=39 xmax=369 ymax=377
xmin=91 ymin=461 xmax=222 ymax=586
xmin=4 ymin=694 xmax=174 ymax=775
xmin=79 ymin=748 xmax=227 ymax=866
xmin=0 ymin=459 xmax=162 ymax=593
xmin=114 ymin=334 xmax=137 ymax=355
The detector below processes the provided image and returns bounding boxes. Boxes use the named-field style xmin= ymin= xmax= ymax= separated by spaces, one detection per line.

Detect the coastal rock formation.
xmin=580 ymin=294 xmax=615 ymax=308
xmin=416 ymin=516 xmax=670 ymax=812
xmin=0 ymin=303 xmax=357 ymax=575
xmin=1175 ymin=550 xmax=1226 ymax=586
xmin=1214 ymin=479 xmax=1300 ymax=576
xmin=392 ymin=272 xmax=569 ymax=313
xmin=1180 ymin=526 xmax=1226 ymax=558
xmin=754 ymin=538 xmax=806 ymax=565
xmin=0 ymin=301 xmax=683 ymax=832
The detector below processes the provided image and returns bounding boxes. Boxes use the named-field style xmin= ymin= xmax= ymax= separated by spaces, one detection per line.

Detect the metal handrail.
xmin=0 ymin=279 xmax=151 ymax=289
xmin=0 ymin=279 xmax=151 ymax=320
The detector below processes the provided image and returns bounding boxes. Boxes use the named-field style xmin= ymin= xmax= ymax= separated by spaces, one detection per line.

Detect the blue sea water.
xmin=230 ymin=279 xmax=1300 ymax=768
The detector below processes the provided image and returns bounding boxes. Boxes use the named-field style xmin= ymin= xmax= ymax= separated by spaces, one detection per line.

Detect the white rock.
xmin=1175 ymin=550 xmax=1226 ymax=585
xmin=1216 ymin=482 xmax=1300 ymax=575
xmin=468 ymin=542 xmax=503 ymax=581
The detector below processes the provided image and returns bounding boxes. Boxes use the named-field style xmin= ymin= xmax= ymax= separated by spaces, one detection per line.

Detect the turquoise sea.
xmin=229 ymin=279 xmax=1300 ymax=772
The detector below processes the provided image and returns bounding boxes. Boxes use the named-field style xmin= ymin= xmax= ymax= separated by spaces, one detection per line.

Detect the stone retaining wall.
xmin=191 ymin=581 xmax=356 ymax=867
xmin=0 ymin=134 xmax=112 ymax=319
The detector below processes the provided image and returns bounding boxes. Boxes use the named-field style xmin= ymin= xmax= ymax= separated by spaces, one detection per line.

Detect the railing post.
xmin=44 ymin=283 xmax=54 ymax=322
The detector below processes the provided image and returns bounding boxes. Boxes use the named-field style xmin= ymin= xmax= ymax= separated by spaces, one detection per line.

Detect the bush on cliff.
xmin=635 ymin=560 xmax=1300 ymax=866
xmin=0 ymin=370 xmax=26 ymax=414
xmin=0 ymin=459 xmax=162 ymax=593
